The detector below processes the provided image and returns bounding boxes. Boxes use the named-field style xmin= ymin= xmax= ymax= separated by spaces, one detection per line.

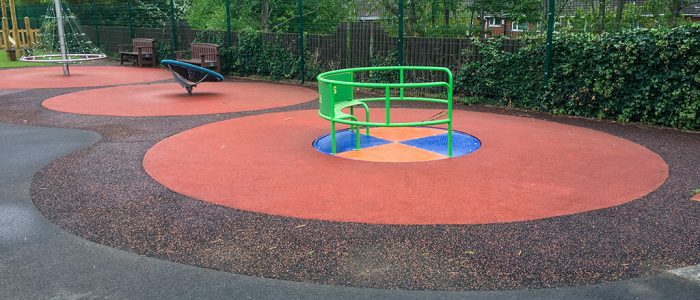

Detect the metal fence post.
xmin=91 ymin=0 xmax=100 ymax=48
xmin=544 ymin=0 xmax=555 ymax=85
xmin=169 ymin=0 xmax=177 ymax=58
xmin=397 ymin=0 xmax=404 ymax=66
xmin=225 ymin=0 xmax=231 ymax=48
xmin=298 ymin=0 xmax=305 ymax=84
xmin=127 ymin=0 xmax=133 ymax=39
xmin=225 ymin=0 xmax=231 ymax=72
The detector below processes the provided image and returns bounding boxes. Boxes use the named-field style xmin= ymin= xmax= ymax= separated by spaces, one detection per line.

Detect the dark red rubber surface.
xmin=0 ymin=66 xmax=172 ymax=88
xmin=42 ymin=82 xmax=318 ymax=116
xmin=143 ymin=109 xmax=668 ymax=225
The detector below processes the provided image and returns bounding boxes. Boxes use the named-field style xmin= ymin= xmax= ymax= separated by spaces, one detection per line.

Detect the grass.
xmin=0 ymin=50 xmax=49 ymax=68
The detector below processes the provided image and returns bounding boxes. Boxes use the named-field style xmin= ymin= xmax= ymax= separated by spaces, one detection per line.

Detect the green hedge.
xmin=456 ymin=25 xmax=700 ymax=130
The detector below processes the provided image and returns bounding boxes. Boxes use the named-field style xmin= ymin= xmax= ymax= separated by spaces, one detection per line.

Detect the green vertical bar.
xmin=397 ymin=0 xmax=404 ymax=66
xmin=385 ymin=87 xmax=391 ymax=124
xmin=169 ymin=0 xmax=177 ymax=58
xmin=331 ymin=121 xmax=336 ymax=154
xmin=447 ymin=83 xmax=453 ymax=157
xmin=225 ymin=0 xmax=232 ymax=47
xmin=225 ymin=0 xmax=232 ymax=72
xmin=127 ymin=0 xmax=133 ymax=39
xmin=399 ymin=68 xmax=404 ymax=99
xmin=544 ymin=0 xmax=555 ymax=85
xmin=298 ymin=0 xmax=305 ymax=84
xmin=91 ymin=0 xmax=100 ymax=48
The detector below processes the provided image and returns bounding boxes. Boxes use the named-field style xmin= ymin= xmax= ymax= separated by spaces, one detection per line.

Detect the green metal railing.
xmin=317 ymin=66 xmax=453 ymax=157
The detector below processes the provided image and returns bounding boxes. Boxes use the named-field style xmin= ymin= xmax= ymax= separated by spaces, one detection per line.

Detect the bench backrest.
xmin=191 ymin=43 xmax=220 ymax=60
xmin=132 ymin=38 xmax=154 ymax=53
xmin=318 ymin=71 xmax=353 ymax=118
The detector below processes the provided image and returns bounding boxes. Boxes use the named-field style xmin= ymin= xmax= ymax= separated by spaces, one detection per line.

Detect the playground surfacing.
xmin=1 ymin=65 xmax=699 ymax=291
xmin=42 ymin=81 xmax=318 ymax=116
xmin=0 ymin=66 xmax=172 ymax=88
xmin=144 ymin=109 xmax=667 ymax=224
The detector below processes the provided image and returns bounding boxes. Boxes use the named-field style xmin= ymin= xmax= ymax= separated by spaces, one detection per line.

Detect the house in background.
xmin=482 ymin=16 xmax=536 ymax=37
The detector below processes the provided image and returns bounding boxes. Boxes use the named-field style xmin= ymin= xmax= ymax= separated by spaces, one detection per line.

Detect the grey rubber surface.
xmin=1 ymin=122 xmax=699 ymax=299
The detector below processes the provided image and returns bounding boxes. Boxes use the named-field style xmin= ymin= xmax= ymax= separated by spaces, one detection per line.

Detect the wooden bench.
xmin=176 ymin=43 xmax=221 ymax=74
xmin=118 ymin=38 xmax=156 ymax=67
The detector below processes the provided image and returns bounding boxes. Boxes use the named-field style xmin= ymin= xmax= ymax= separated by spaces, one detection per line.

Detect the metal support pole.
xmin=127 ymin=0 xmax=134 ymax=39
xmin=169 ymin=0 xmax=177 ymax=58
xmin=225 ymin=0 xmax=231 ymax=47
xmin=53 ymin=0 xmax=69 ymax=75
xmin=544 ymin=0 xmax=555 ymax=85
xmin=91 ymin=0 xmax=100 ymax=48
xmin=224 ymin=0 xmax=231 ymax=72
xmin=397 ymin=0 xmax=404 ymax=66
xmin=297 ymin=0 xmax=305 ymax=84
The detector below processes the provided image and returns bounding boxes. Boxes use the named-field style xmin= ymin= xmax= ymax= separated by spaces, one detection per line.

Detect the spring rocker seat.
xmin=161 ymin=59 xmax=224 ymax=95
xmin=317 ymin=66 xmax=454 ymax=156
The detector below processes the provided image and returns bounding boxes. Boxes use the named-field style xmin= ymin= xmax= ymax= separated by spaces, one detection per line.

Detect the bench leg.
xmin=120 ymin=54 xmax=124 ymax=65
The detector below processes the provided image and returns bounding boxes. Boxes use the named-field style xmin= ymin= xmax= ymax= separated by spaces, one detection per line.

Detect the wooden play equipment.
xmin=1 ymin=0 xmax=39 ymax=60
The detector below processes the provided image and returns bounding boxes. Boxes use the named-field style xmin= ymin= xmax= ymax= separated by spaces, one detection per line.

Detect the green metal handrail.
xmin=317 ymin=66 xmax=454 ymax=157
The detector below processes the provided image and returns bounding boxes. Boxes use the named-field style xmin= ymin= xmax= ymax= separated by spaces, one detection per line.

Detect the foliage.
xmin=368 ymin=0 xmax=542 ymax=37
xmin=456 ymin=24 xmax=700 ymax=130
xmin=455 ymin=36 xmax=544 ymax=107
xmin=186 ymin=0 xmax=354 ymax=34
xmin=557 ymin=0 xmax=695 ymax=33
xmin=367 ymin=51 xmax=398 ymax=83
xmin=229 ymin=30 xmax=298 ymax=80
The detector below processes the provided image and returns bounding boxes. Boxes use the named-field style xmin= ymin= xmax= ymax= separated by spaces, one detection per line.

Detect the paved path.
xmin=1 ymin=122 xmax=699 ymax=299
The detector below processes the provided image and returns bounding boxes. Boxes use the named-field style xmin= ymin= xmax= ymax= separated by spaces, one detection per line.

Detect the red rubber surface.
xmin=0 ymin=66 xmax=171 ymax=88
xmin=42 ymin=82 xmax=318 ymax=116
xmin=144 ymin=109 xmax=669 ymax=225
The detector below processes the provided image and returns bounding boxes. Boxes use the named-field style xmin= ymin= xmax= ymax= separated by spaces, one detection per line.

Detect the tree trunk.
xmin=261 ymin=0 xmax=269 ymax=31
xmin=615 ymin=0 xmax=625 ymax=31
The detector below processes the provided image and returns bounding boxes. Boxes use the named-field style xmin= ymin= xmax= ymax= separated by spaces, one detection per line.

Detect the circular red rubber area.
xmin=42 ymin=82 xmax=318 ymax=116
xmin=144 ymin=109 xmax=668 ymax=225
xmin=0 ymin=66 xmax=172 ymax=88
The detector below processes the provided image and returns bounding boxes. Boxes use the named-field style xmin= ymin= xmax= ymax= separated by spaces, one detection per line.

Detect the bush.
xmin=455 ymin=24 xmax=700 ymax=130
xmin=231 ymin=31 xmax=298 ymax=80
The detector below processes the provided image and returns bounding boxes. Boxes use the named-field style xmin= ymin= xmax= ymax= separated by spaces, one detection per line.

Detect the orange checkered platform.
xmin=312 ymin=127 xmax=481 ymax=162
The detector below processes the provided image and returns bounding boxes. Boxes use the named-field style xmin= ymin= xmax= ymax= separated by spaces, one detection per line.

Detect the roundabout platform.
xmin=144 ymin=108 xmax=668 ymax=225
